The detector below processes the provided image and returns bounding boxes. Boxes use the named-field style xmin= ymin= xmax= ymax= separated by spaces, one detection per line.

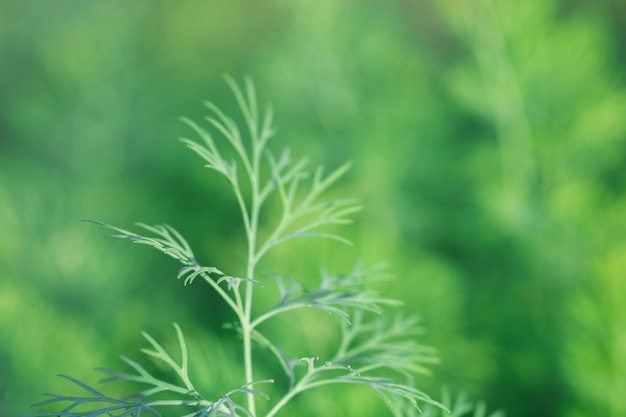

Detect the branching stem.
xmin=29 ymin=77 xmax=447 ymax=417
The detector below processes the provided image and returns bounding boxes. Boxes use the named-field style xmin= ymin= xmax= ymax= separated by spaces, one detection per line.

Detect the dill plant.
xmin=27 ymin=77 xmax=500 ymax=417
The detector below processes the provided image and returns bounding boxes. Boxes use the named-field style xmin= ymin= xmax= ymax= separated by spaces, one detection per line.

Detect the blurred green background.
xmin=2 ymin=0 xmax=626 ymax=416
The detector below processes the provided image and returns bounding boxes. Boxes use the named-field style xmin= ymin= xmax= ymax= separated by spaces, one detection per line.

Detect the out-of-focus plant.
xmin=421 ymin=389 xmax=505 ymax=417
xmin=27 ymin=78 xmax=449 ymax=417
xmin=436 ymin=0 xmax=626 ymax=416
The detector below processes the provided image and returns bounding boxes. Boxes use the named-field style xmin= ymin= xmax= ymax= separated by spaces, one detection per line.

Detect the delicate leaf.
xmin=83 ymin=220 xmax=201 ymax=267
xmin=256 ymin=263 xmax=400 ymax=327
xmin=35 ymin=77 xmax=457 ymax=417
xmin=178 ymin=266 xmax=225 ymax=286
xmin=216 ymin=275 xmax=262 ymax=290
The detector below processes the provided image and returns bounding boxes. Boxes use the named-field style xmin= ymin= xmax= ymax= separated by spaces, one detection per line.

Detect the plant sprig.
xmin=30 ymin=76 xmax=450 ymax=417
xmin=27 ymin=324 xmax=272 ymax=417
xmin=254 ymin=262 xmax=400 ymax=328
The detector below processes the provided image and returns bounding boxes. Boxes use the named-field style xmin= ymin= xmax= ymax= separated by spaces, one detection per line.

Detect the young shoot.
xmin=28 ymin=76 xmax=451 ymax=417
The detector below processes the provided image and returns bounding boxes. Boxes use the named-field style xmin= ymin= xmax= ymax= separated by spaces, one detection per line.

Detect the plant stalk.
xmin=243 ymin=170 xmax=261 ymax=416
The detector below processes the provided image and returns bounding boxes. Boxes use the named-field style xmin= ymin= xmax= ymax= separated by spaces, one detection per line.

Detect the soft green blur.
xmin=1 ymin=1 xmax=625 ymax=416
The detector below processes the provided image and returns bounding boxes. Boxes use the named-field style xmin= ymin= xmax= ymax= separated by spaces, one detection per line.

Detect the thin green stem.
xmin=198 ymin=271 xmax=241 ymax=315
xmin=241 ymin=178 xmax=258 ymax=416
xmin=242 ymin=317 xmax=255 ymax=416
xmin=265 ymin=373 xmax=357 ymax=417
xmin=243 ymin=133 xmax=262 ymax=417
xmin=254 ymin=216 xmax=290 ymax=265
xmin=331 ymin=325 xmax=355 ymax=362
xmin=250 ymin=304 xmax=304 ymax=330
xmin=264 ymin=388 xmax=298 ymax=417
xmin=264 ymin=377 xmax=309 ymax=417
xmin=232 ymin=180 xmax=252 ymax=245
xmin=143 ymin=399 xmax=211 ymax=408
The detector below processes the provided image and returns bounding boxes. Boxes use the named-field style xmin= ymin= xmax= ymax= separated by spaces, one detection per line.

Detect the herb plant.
xmin=27 ymin=77 xmax=496 ymax=417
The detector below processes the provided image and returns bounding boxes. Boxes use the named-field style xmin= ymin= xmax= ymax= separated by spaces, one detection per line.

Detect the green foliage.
xmin=3 ymin=1 xmax=625 ymax=417
xmin=27 ymin=79 xmax=445 ymax=417
xmin=421 ymin=389 xmax=505 ymax=417
xmin=434 ymin=2 xmax=626 ymax=416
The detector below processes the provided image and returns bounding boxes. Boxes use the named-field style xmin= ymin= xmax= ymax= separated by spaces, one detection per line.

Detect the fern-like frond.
xmin=97 ymin=323 xmax=203 ymax=402
xmin=267 ymin=355 xmax=444 ymax=417
xmin=27 ymin=326 xmax=274 ymax=417
xmin=335 ymin=374 xmax=441 ymax=412
xmin=28 ymin=374 xmax=165 ymax=417
xmin=27 ymin=371 xmax=206 ymax=417
xmin=180 ymin=76 xmax=360 ymax=270
xmin=177 ymin=266 xmax=225 ymax=286
xmin=30 ymin=77 xmax=463 ymax=417
xmin=255 ymin=158 xmax=362 ymax=262
xmin=257 ymin=308 xmax=444 ymax=417
xmin=83 ymin=220 xmax=213 ymax=269
xmin=252 ymin=263 xmax=399 ymax=328
xmin=179 ymin=116 xmax=237 ymax=182
xmin=332 ymin=311 xmax=439 ymax=378
xmin=181 ymin=380 xmax=273 ymax=417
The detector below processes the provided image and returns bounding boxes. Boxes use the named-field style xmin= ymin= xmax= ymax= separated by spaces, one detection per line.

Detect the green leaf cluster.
xmin=27 ymin=78 xmax=452 ymax=417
